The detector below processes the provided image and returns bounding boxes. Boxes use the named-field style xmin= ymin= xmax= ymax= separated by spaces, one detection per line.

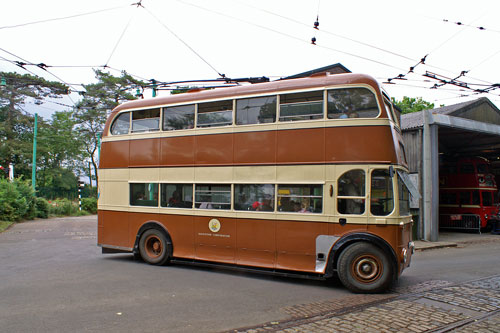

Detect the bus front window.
xmin=370 ymin=169 xmax=394 ymax=216
xmin=397 ymin=174 xmax=410 ymax=216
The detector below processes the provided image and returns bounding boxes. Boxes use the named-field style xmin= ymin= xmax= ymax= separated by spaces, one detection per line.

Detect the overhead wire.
xmin=233 ymin=0 xmax=416 ymax=63
xmin=175 ymin=0 xmax=407 ymax=72
xmin=141 ymin=3 xmax=227 ymax=79
xmin=0 ymin=47 xmax=78 ymax=104
xmin=0 ymin=5 xmax=128 ymax=30
xmin=104 ymin=7 xmax=136 ymax=67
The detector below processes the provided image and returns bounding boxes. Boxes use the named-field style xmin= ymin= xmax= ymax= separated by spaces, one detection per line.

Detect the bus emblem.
xmin=209 ymin=219 xmax=221 ymax=233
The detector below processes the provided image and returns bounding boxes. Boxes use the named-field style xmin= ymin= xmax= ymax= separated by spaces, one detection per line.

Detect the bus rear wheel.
xmin=139 ymin=229 xmax=171 ymax=265
xmin=337 ymin=242 xmax=393 ymax=293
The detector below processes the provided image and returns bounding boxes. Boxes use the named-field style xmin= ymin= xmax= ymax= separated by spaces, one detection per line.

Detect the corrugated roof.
xmin=401 ymin=97 xmax=491 ymax=130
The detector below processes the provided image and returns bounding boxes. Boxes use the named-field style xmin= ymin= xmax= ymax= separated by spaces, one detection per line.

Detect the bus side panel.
xmin=160 ymin=136 xmax=195 ymax=166
xmin=195 ymin=133 xmax=233 ymax=166
xmin=98 ymin=210 xmax=130 ymax=249
xmin=325 ymin=127 xmax=397 ymax=163
xmin=194 ymin=216 xmax=236 ymax=264
xmin=236 ymin=218 xmax=276 ymax=269
xmin=129 ymin=138 xmax=160 ymax=167
xmin=277 ymin=128 xmax=325 ymax=164
xmin=159 ymin=213 xmax=195 ymax=259
xmin=234 ymin=131 xmax=276 ymax=165
xmin=99 ymin=141 xmax=129 ymax=169
xmin=275 ymin=220 xmax=328 ymax=273
xmin=128 ymin=212 xmax=160 ymax=248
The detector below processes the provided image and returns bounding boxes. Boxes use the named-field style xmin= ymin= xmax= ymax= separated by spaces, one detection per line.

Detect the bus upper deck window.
xmin=279 ymin=91 xmax=323 ymax=122
xmin=197 ymin=100 xmax=233 ymax=128
xmin=110 ymin=112 xmax=130 ymax=135
xmin=236 ymin=96 xmax=277 ymax=125
xmin=131 ymin=108 xmax=160 ymax=133
xmin=327 ymin=88 xmax=379 ymax=119
xmin=163 ymin=105 xmax=195 ymax=131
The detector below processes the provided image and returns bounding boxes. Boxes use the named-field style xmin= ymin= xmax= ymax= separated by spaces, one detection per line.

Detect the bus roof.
xmin=113 ymin=73 xmax=380 ymax=113
xmin=103 ymin=73 xmax=384 ymax=136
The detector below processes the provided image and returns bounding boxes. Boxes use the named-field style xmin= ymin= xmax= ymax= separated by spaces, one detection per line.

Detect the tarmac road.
xmin=0 ymin=216 xmax=499 ymax=333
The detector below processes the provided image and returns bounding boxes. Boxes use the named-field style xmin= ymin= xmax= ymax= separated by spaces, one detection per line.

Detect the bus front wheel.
xmin=139 ymin=229 xmax=171 ymax=265
xmin=337 ymin=242 xmax=393 ymax=293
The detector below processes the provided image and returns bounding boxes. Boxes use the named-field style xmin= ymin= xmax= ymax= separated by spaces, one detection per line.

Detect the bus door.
xmin=334 ymin=166 xmax=369 ymax=229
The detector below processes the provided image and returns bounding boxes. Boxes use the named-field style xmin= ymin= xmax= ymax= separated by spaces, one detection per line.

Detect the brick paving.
xmin=454 ymin=313 xmax=500 ymax=332
xmin=226 ymin=276 xmax=500 ymax=333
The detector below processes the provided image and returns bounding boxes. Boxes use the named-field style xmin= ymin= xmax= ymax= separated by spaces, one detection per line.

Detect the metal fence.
xmin=439 ymin=214 xmax=481 ymax=233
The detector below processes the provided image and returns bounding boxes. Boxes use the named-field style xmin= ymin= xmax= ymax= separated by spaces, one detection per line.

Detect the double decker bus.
xmin=440 ymin=157 xmax=499 ymax=231
xmin=97 ymin=73 xmax=415 ymax=293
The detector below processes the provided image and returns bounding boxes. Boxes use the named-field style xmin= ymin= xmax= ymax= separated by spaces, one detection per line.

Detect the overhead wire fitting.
xmin=442 ymin=19 xmax=500 ymax=33
xmin=384 ymin=54 xmax=428 ymax=84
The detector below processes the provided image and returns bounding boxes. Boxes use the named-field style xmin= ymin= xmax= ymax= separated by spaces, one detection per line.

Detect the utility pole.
xmin=31 ymin=112 xmax=38 ymax=191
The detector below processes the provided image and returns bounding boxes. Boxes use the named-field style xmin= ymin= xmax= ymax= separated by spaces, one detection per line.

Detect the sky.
xmin=1 ymin=0 xmax=500 ymax=119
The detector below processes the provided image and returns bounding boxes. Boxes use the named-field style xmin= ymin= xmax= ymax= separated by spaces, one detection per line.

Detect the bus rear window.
xmin=132 ymin=108 xmax=160 ymax=133
xmin=110 ymin=112 xmax=130 ymax=135
xmin=327 ymin=88 xmax=379 ymax=119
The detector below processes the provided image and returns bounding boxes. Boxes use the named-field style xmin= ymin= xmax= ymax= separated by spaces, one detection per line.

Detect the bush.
xmin=81 ymin=197 xmax=97 ymax=214
xmin=49 ymin=198 xmax=78 ymax=216
xmin=0 ymin=179 xmax=28 ymax=221
xmin=35 ymin=197 xmax=50 ymax=218
xmin=13 ymin=179 xmax=36 ymax=220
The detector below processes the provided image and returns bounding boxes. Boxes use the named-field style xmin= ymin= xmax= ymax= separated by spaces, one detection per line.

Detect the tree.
xmin=73 ymin=70 xmax=146 ymax=186
xmin=36 ymin=111 xmax=83 ymax=198
xmin=391 ymin=96 xmax=434 ymax=114
xmin=0 ymin=72 xmax=68 ymax=180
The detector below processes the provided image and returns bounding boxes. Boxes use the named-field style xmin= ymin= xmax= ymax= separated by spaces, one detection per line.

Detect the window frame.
xmin=337 ymin=169 xmax=367 ymax=215
xmin=278 ymin=90 xmax=324 ymax=122
xmin=327 ymin=86 xmax=381 ymax=120
xmin=162 ymin=104 xmax=195 ymax=131
xmin=110 ymin=111 xmax=131 ymax=135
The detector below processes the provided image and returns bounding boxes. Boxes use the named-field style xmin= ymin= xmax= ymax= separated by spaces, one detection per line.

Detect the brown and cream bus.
xmin=97 ymin=73 xmax=415 ymax=293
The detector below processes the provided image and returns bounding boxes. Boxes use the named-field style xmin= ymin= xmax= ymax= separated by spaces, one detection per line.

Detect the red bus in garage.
xmin=97 ymin=73 xmax=415 ymax=293
xmin=440 ymin=157 xmax=500 ymax=232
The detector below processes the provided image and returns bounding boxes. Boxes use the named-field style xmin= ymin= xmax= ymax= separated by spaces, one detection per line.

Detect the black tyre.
xmin=337 ymin=242 xmax=394 ymax=293
xmin=138 ymin=229 xmax=171 ymax=265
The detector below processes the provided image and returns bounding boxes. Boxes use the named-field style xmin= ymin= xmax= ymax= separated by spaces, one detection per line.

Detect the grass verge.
xmin=0 ymin=221 xmax=14 ymax=233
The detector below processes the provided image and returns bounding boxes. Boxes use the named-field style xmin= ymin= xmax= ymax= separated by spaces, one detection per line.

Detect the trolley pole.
xmin=31 ymin=113 xmax=38 ymax=191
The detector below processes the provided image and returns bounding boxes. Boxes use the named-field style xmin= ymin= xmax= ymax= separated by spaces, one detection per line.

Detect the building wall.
xmin=456 ymin=103 xmax=500 ymax=125
xmin=402 ymin=129 xmax=422 ymax=174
